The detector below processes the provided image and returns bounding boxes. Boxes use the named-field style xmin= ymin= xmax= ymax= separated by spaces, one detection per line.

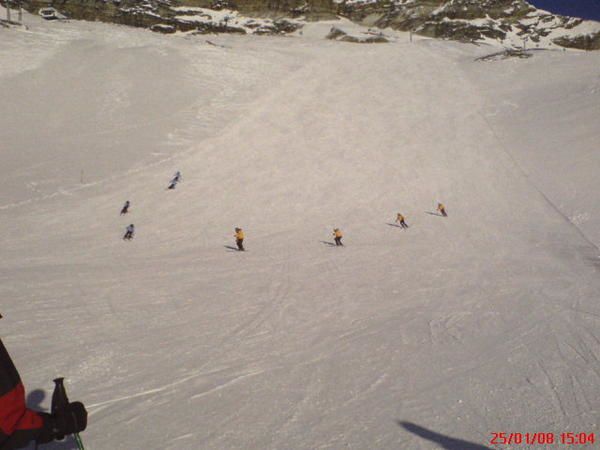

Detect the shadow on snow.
xmin=398 ymin=421 xmax=493 ymax=450
xmin=319 ymin=241 xmax=336 ymax=247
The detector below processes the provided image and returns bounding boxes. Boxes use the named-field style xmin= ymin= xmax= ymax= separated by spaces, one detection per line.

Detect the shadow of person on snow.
xmin=386 ymin=223 xmax=402 ymax=228
xmin=26 ymin=389 xmax=46 ymax=411
xmin=425 ymin=211 xmax=444 ymax=217
xmin=26 ymin=389 xmax=80 ymax=450
xmin=224 ymin=245 xmax=240 ymax=251
xmin=398 ymin=421 xmax=493 ymax=450
xmin=319 ymin=241 xmax=336 ymax=247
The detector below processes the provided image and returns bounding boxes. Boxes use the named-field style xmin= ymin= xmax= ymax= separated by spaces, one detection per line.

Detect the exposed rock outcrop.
xmin=326 ymin=25 xmax=388 ymax=42
xmin=552 ymin=31 xmax=600 ymax=50
xmin=4 ymin=0 xmax=600 ymax=49
xmin=150 ymin=22 xmax=176 ymax=31
xmin=339 ymin=0 xmax=600 ymax=50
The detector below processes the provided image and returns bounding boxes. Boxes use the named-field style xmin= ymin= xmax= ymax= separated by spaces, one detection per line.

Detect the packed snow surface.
xmin=1 ymin=15 xmax=600 ymax=450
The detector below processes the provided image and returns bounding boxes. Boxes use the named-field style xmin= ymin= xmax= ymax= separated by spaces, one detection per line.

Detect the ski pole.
xmin=51 ymin=378 xmax=85 ymax=450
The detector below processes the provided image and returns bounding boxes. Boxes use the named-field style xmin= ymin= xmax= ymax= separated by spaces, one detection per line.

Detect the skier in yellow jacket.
xmin=437 ymin=203 xmax=447 ymax=217
xmin=333 ymin=228 xmax=343 ymax=246
xmin=235 ymin=227 xmax=245 ymax=251
xmin=395 ymin=213 xmax=408 ymax=229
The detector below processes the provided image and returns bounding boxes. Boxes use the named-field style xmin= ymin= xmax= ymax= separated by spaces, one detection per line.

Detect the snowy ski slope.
xmin=1 ymin=15 xmax=600 ymax=450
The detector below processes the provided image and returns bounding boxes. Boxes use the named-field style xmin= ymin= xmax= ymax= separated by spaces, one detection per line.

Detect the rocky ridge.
xmin=3 ymin=0 xmax=600 ymax=48
xmin=341 ymin=0 xmax=600 ymax=49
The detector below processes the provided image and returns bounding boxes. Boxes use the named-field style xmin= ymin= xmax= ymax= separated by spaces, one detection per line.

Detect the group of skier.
xmin=331 ymin=203 xmax=445 ymax=246
xmin=1 ymin=165 xmax=449 ymax=450
xmin=120 ymin=171 xmax=185 ymax=240
xmin=121 ymin=201 xmax=135 ymax=240
xmin=228 ymin=202 xmax=447 ymax=250
xmin=119 ymin=175 xmax=447 ymax=249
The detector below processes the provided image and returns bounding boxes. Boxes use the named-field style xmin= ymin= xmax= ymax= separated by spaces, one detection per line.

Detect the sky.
xmin=528 ymin=0 xmax=600 ymax=20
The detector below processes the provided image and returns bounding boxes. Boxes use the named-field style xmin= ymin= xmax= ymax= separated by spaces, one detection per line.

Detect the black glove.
xmin=55 ymin=401 xmax=88 ymax=436
xmin=37 ymin=402 xmax=88 ymax=444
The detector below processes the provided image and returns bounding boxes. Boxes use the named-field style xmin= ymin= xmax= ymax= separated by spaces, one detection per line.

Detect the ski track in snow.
xmin=1 ymin=14 xmax=600 ymax=450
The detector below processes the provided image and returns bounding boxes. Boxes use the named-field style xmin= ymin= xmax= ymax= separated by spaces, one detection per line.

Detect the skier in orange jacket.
xmin=333 ymin=228 xmax=343 ymax=246
xmin=395 ymin=213 xmax=408 ymax=229
xmin=235 ymin=228 xmax=245 ymax=251
xmin=437 ymin=203 xmax=447 ymax=217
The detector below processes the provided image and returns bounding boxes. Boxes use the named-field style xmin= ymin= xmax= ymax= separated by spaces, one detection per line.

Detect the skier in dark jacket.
xmin=168 ymin=171 xmax=182 ymax=190
xmin=0 ymin=315 xmax=87 ymax=449
xmin=120 ymin=200 xmax=130 ymax=215
xmin=123 ymin=224 xmax=135 ymax=240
